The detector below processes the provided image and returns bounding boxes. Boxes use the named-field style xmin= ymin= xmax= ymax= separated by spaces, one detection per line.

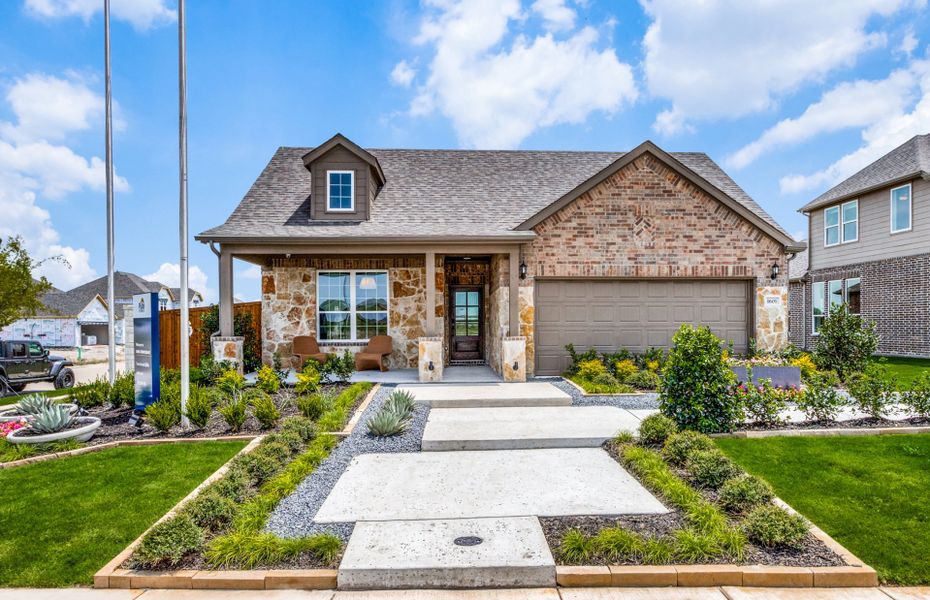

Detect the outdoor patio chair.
xmin=355 ymin=335 xmax=393 ymax=371
xmin=292 ymin=336 xmax=328 ymax=367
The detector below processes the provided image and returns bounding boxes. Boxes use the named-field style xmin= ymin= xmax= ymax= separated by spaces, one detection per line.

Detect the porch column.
xmin=509 ymin=248 xmax=519 ymax=336
xmin=218 ymin=248 xmax=234 ymax=336
xmin=425 ymin=250 xmax=436 ymax=336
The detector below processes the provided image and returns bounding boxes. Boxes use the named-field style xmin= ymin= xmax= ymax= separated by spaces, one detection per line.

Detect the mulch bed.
xmin=135 ymin=545 xmax=339 ymax=572
xmin=542 ymin=441 xmax=847 ymax=568
xmin=740 ymin=416 xmax=930 ymax=431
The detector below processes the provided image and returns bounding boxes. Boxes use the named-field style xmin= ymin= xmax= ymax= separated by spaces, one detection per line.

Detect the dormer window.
xmin=327 ymin=170 xmax=354 ymax=212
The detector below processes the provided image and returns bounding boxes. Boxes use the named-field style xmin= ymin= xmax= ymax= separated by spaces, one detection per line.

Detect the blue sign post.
xmin=132 ymin=293 xmax=160 ymax=414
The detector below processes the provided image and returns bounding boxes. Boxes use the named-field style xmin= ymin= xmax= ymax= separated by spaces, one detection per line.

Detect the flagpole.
xmin=104 ymin=0 xmax=116 ymax=386
xmin=178 ymin=0 xmax=190 ymax=427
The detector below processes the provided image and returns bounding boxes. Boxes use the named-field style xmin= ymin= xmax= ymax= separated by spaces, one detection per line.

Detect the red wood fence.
xmin=158 ymin=302 xmax=261 ymax=369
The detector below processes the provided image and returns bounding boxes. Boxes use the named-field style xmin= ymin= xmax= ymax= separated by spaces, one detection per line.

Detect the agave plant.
xmin=385 ymin=390 xmax=416 ymax=416
xmin=15 ymin=394 xmax=55 ymax=416
xmin=366 ymin=408 xmax=408 ymax=437
xmin=31 ymin=405 xmax=74 ymax=434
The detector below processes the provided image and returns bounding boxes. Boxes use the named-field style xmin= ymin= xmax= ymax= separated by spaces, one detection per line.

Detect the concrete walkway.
xmin=398 ymin=382 xmax=572 ymax=408
xmin=2 ymin=587 xmax=928 ymax=599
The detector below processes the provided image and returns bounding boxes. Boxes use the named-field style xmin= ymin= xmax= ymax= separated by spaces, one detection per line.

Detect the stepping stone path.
xmin=335 ymin=381 xmax=666 ymax=590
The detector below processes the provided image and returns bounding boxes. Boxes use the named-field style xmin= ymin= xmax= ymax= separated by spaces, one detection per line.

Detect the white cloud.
xmin=237 ymin=265 xmax=261 ymax=280
xmin=792 ymin=229 xmax=808 ymax=242
xmin=780 ymin=58 xmax=930 ymax=194
xmin=641 ymin=0 xmax=913 ymax=134
xmin=25 ymin=0 xmax=176 ymax=30
xmin=727 ymin=68 xmax=918 ymax=169
xmin=0 ymin=72 xmax=129 ymax=289
xmin=402 ymin=0 xmax=637 ymax=148
xmin=899 ymin=29 xmax=919 ymax=56
xmin=532 ymin=0 xmax=576 ymax=31
xmin=390 ymin=60 xmax=416 ymax=88
xmin=145 ymin=262 xmax=214 ymax=304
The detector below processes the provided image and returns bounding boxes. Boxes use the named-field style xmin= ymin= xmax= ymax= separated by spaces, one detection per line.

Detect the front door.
xmin=451 ymin=286 xmax=482 ymax=361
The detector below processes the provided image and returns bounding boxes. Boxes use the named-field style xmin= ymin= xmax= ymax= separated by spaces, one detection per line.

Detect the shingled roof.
xmin=197 ymin=143 xmax=793 ymax=244
xmin=800 ymin=133 xmax=930 ymax=212
xmin=35 ymin=272 xmax=201 ymax=318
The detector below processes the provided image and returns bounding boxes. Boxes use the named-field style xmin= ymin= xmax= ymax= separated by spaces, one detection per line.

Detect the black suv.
xmin=0 ymin=340 xmax=75 ymax=396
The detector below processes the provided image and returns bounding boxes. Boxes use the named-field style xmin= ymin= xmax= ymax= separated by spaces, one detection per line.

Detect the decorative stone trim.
xmin=501 ymin=336 xmax=527 ymax=382
xmin=418 ymin=337 xmax=443 ymax=382
xmin=212 ymin=336 xmax=245 ymax=374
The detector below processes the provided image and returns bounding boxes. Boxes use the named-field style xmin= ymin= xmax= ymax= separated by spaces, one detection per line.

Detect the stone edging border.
xmin=92 ymin=383 xmax=381 ymax=590
xmin=556 ymin=495 xmax=877 ymax=589
xmin=713 ymin=425 xmax=930 ymax=438
xmin=562 ymin=377 xmax=652 ymax=398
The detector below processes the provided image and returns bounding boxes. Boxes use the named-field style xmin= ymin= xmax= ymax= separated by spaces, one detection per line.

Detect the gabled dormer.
xmin=302 ymin=133 xmax=386 ymax=221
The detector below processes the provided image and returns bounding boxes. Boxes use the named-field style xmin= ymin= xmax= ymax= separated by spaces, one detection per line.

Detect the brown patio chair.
xmin=355 ymin=335 xmax=393 ymax=371
xmin=293 ymin=336 xmax=328 ymax=367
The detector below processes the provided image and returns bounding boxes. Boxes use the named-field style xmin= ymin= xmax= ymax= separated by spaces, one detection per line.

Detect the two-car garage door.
xmin=535 ymin=279 xmax=750 ymax=376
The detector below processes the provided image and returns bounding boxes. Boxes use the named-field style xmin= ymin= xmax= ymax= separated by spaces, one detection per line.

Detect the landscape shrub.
xmin=563 ymin=344 xmax=600 ymax=376
xmin=742 ymin=504 xmax=809 ymax=549
xmin=216 ymin=369 xmax=247 ymax=398
xmin=626 ymin=369 xmax=661 ymax=390
xmin=218 ymin=397 xmax=248 ymax=432
xmin=319 ymin=350 xmax=355 ymax=383
xmin=110 ymin=371 xmax=135 ymax=407
xmin=614 ymin=430 xmax=635 ymax=444
xmin=71 ymin=378 xmax=109 ymax=408
xmin=297 ymin=393 xmax=326 ymax=420
xmin=613 ymin=359 xmax=638 ymax=383
xmin=637 ymin=347 xmax=665 ymax=371
xmin=846 ymin=363 xmax=896 ymax=419
xmin=718 ymin=474 xmax=774 ymax=514
xmin=593 ymin=528 xmax=642 ymax=561
xmin=234 ymin=451 xmax=284 ymax=486
xmin=813 ymin=307 xmax=878 ymax=381
xmin=250 ymin=392 xmax=281 ymax=429
xmin=602 ymin=349 xmax=633 ymax=372
xmin=256 ymin=365 xmax=280 ymax=395
xmin=789 ymin=354 xmax=818 ymax=381
xmin=280 ymin=416 xmax=318 ymax=442
xmin=673 ymin=529 xmax=721 ymax=562
xmin=184 ymin=385 xmax=213 ymax=429
xmin=265 ymin=430 xmax=303 ymax=453
xmin=295 ymin=362 xmax=321 ymax=396
xmin=659 ymin=324 xmax=739 ymax=433
xmin=317 ymin=382 xmax=373 ymax=431
xmin=559 ymin=529 xmax=594 ymax=562
xmin=796 ymin=372 xmax=844 ymax=422
xmin=209 ymin=467 xmax=252 ymax=503
xmin=638 ymin=413 xmax=677 ymax=446
xmin=641 ymin=537 xmax=675 ymax=564
xmin=686 ymin=449 xmax=741 ymax=489
xmin=732 ymin=378 xmax=794 ymax=426
xmin=575 ymin=358 xmax=608 ymax=380
xmin=145 ymin=396 xmax=181 ymax=433
xmin=133 ymin=514 xmax=204 ymax=568
xmin=902 ymin=372 xmax=930 ymax=419
xmin=184 ymin=491 xmax=238 ymax=533
xmin=661 ymin=430 xmax=716 ymax=466
xmin=193 ymin=356 xmax=230 ymax=386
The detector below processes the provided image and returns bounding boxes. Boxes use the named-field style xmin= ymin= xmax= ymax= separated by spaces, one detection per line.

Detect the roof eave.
xmin=194 ymin=232 xmax=536 ymax=245
xmin=799 ymin=170 xmax=929 ymax=213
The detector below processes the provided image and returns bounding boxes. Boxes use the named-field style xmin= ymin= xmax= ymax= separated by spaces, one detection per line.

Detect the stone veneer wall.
xmin=522 ymin=152 xmax=790 ymax=353
xmin=486 ymin=254 xmax=536 ymax=377
xmin=261 ymin=257 xmax=427 ymax=369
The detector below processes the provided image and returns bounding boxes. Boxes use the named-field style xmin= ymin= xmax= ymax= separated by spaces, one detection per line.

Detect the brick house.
xmin=794 ymin=133 xmax=930 ymax=357
xmin=196 ymin=134 xmax=802 ymax=380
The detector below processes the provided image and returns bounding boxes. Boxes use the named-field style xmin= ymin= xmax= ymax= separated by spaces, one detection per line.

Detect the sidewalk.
xmin=1 ymin=587 xmax=928 ymax=599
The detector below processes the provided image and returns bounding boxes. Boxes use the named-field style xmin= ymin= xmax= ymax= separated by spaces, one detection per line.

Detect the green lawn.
xmin=716 ymin=435 xmax=930 ymax=585
xmin=0 ymin=441 xmax=245 ymax=587
xmin=878 ymin=356 xmax=930 ymax=389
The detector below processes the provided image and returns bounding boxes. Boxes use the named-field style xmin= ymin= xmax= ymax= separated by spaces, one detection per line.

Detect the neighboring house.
xmin=787 ymin=250 xmax=808 ymax=348
xmin=161 ymin=287 xmax=204 ymax=311
xmin=796 ymin=133 xmax=930 ymax=357
xmin=196 ymin=133 xmax=803 ymax=377
xmin=0 ymin=271 xmax=205 ymax=348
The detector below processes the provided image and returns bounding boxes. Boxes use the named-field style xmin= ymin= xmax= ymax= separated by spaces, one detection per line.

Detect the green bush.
xmin=256 ymin=365 xmax=280 ymax=395
xmin=742 ymin=504 xmax=809 ymax=549
xmin=576 ymin=358 xmax=608 ymax=380
xmin=295 ymin=362 xmax=321 ymax=395
xmin=659 ymin=324 xmax=738 ymax=433
xmin=264 ymin=430 xmax=303 ymax=453
xmin=250 ymin=392 xmax=281 ymax=429
xmin=614 ymin=430 xmax=635 ymax=444
xmin=733 ymin=378 xmax=789 ymax=426
xmin=183 ymin=385 xmax=213 ymax=429
xmin=297 ymin=393 xmax=326 ymax=420
xmin=563 ymin=344 xmax=600 ymax=377
xmin=673 ymin=528 xmax=721 ymax=562
xmin=813 ymin=307 xmax=878 ymax=381
xmin=626 ymin=369 xmax=661 ymax=390
xmin=613 ymin=359 xmax=638 ymax=383
xmin=636 ymin=347 xmax=666 ymax=371
xmin=145 ymin=396 xmax=181 ymax=433
xmin=847 ymin=363 xmax=896 ymax=419
xmin=216 ymin=369 xmax=247 ymax=397
xmin=194 ymin=355 xmax=229 ymax=386
xmin=209 ymin=468 xmax=252 ymax=503
xmin=71 ymin=378 xmax=110 ymax=408
xmin=234 ymin=451 xmax=283 ymax=486
xmin=133 ymin=514 xmax=204 ymax=568
xmin=110 ymin=372 xmax=135 ymax=407
xmin=184 ymin=491 xmax=237 ymax=532
xmin=319 ymin=350 xmax=355 ymax=383
xmin=686 ymin=449 xmax=740 ymax=489
xmin=593 ymin=527 xmax=642 ymax=561
xmin=902 ymin=371 xmax=930 ymax=419
xmin=559 ymin=529 xmax=594 ymax=562
xmin=218 ymin=397 xmax=248 ymax=432
xmin=638 ymin=413 xmax=677 ymax=446
xmin=718 ymin=474 xmax=774 ymax=514
xmin=661 ymin=430 xmax=715 ymax=466
xmin=796 ymin=372 xmax=844 ymax=422
xmin=280 ymin=416 xmax=318 ymax=442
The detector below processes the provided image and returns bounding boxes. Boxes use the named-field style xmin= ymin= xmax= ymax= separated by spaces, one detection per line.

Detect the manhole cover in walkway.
xmin=453 ymin=536 xmax=483 ymax=546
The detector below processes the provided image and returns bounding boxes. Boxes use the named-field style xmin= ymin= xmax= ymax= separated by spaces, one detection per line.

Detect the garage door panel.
xmin=535 ymin=279 xmax=749 ymax=375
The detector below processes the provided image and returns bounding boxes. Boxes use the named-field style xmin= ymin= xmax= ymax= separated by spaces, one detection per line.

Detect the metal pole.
xmin=104 ymin=0 xmax=116 ymax=386
xmin=178 ymin=0 xmax=190 ymax=427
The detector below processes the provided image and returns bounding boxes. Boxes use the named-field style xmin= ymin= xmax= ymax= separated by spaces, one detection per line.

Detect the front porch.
xmin=245 ymin=364 xmax=502 ymax=385
xmin=216 ymin=242 xmax=531 ymax=382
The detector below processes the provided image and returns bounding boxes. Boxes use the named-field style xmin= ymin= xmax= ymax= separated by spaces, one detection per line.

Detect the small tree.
xmin=813 ymin=305 xmax=878 ymax=382
xmin=0 ymin=237 xmax=59 ymax=329
xmin=659 ymin=324 xmax=739 ymax=433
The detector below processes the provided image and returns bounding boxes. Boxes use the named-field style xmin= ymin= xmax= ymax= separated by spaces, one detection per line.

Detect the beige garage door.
xmin=535 ymin=279 xmax=750 ymax=376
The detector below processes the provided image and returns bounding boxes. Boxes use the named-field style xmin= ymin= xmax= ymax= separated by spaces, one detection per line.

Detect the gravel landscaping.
xmin=544 ymin=377 xmax=660 ymax=409
xmin=265 ymin=384 xmax=429 ymax=541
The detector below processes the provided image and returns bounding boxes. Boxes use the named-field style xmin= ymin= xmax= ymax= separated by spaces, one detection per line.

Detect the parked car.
xmin=0 ymin=340 xmax=75 ymax=396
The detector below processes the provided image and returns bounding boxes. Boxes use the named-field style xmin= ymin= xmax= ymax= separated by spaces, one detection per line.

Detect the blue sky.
xmin=2 ymin=0 xmax=929 ymax=302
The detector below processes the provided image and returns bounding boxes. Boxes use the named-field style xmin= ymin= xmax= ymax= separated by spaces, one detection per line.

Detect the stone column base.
xmin=212 ymin=336 xmax=245 ymax=374
xmin=502 ymin=336 xmax=527 ymax=382
xmin=418 ymin=337 xmax=443 ymax=383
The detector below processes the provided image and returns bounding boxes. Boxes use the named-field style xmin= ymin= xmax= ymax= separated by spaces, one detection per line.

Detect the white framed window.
xmin=326 ymin=170 xmax=354 ymax=212
xmin=812 ymin=282 xmax=825 ymax=335
xmin=828 ymin=280 xmax=843 ymax=311
xmin=317 ymin=270 xmax=388 ymax=342
xmin=890 ymin=184 xmax=912 ymax=233
xmin=845 ymin=277 xmax=861 ymax=315
xmin=824 ymin=201 xmax=858 ymax=246
xmin=824 ymin=206 xmax=840 ymax=246
xmin=841 ymin=200 xmax=858 ymax=243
